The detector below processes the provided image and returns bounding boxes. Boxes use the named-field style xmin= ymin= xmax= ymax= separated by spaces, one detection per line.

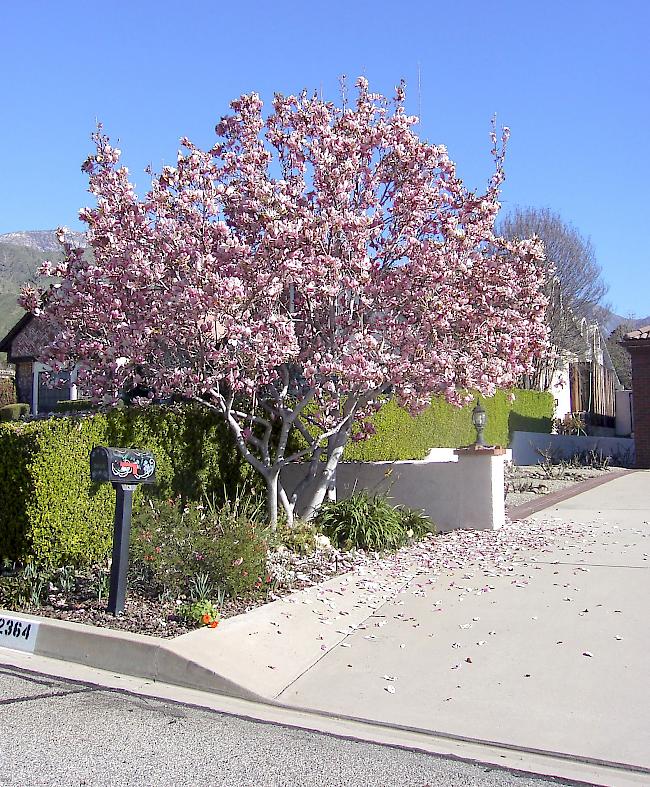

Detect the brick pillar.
xmin=627 ymin=345 xmax=650 ymax=468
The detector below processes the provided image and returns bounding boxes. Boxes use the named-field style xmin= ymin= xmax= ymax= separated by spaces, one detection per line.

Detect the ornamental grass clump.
xmin=0 ymin=561 xmax=51 ymax=609
xmin=314 ymin=492 xmax=431 ymax=552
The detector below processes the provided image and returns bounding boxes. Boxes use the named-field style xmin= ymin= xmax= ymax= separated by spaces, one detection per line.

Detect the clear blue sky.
xmin=1 ymin=0 xmax=648 ymax=316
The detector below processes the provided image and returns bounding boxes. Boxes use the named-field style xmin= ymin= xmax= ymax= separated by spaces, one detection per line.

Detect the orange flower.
xmin=210 ymin=620 xmax=219 ymax=628
xmin=201 ymin=613 xmax=211 ymax=624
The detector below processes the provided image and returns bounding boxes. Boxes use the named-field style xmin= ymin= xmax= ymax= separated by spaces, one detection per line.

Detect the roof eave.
xmin=0 ymin=313 xmax=34 ymax=358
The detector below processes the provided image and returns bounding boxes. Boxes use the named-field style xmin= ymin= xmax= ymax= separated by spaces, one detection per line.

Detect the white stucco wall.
xmin=422 ymin=447 xmax=512 ymax=463
xmin=281 ymin=452 xmax=506 ymax=532
xmin=510 ymin=431 xmax=635 ymax=466
xmin=615 ymin=390 xmax=633 ymax=437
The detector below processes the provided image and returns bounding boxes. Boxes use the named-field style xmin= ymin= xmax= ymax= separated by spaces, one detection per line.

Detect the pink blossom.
xmin=25 ymin=80 xmax=548 ymax=525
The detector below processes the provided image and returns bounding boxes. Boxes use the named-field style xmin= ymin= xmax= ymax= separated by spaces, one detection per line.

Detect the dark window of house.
xmin=38 ymin=370 xmax=71 ymax=413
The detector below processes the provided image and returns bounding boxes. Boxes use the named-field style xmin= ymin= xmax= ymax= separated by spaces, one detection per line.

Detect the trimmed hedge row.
xmin=0 ymin=406 xmax=256 ymax=567
xmin=54 ymin=399 xmax=95 ymax=413
xmin=343 ymin=389 xmax=554 ymax=461
xmin=0 ymin=389 xmax=553 ymax=566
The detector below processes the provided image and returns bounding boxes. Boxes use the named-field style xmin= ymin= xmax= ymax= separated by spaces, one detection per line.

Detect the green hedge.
xmin=343 ymin=389 xmax=554 ymax=461
xmin=54 ymin=399 xmax=96 ymax=413
xmin=0 ymin=406 xmax=256 ymax=567
xmin=0 ymin=389 xmax=552 ymax=566
xmin=0 ymin=403 xmax=30 ymax=421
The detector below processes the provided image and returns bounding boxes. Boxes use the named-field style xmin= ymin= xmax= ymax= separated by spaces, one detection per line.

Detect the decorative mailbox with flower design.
xmin=90 ymin=447 xmax=156 ymax=485
xmin=90 ymin=446 xmax=156 ymax=616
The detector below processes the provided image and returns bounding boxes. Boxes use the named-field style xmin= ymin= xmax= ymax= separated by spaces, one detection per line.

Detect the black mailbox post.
xmin=90 ymin=447 xmax=156 ymax=615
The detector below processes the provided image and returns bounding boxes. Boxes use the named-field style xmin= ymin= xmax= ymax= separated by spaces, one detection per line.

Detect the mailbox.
xmin=90 ymin=446 xmax=156 ymax=485
xmin=90 ymin=446 xmax=156 ymax=616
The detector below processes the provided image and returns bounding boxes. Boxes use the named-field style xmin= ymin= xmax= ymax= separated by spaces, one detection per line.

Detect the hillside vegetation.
xmin=0 ymin=242 xmax=59 ymax=342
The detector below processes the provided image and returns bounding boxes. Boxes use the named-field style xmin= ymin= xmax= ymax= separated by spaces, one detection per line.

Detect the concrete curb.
xmin=0 ymin=561 xmax=420 ymax=703
xmin=0 ymin=609 xmax=267 ymax=702
xmin=3 ymin=650 xmax=649 ymax=787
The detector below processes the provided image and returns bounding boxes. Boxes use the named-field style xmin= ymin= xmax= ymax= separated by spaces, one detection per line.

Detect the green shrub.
xmin=104 ymin=404 xmax=260 ymax=504
xmin=314 ymin=492 xmax=431 ymax=552
xmin=54 ymin=399 xmax=95 ymax=413
xmin=343 ymin=389 xmax=554 ymax=461
xmin=0 ymin=416 xmax=116 ymax=567
xmin=271 ymin=520 xmax=319 ymax=555
xmin=180 ymin=599 xmax=221 ymax=627
xmin=131 ymin=496 xmax=268 ymax=599
xmin=0 ymin=403 xmax=29 ymax=421
xmin=0 ymin=377 xmax=16 ymax=407
xmin=0 ymin=404 xmax=257 ymax=567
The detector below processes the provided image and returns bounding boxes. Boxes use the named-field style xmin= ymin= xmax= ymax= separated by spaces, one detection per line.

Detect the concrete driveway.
xmin=277 ymin=472 xmax=650 ymax=771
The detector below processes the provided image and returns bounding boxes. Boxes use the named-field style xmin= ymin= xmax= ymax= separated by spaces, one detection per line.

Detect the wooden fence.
xmin=569 ymin=362 xmax=617 ymax=428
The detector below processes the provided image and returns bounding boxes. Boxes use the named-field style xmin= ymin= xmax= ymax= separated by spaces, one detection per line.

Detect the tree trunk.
xmin=300 ymin=439 xmax=346 ymax=521
xmin=278 ymin=485 xmax=295 ymax=528
xmin=326 ymin=440 xmax=337 ymax=503
xmin=266 ymin=469 xmax=279 ymax=530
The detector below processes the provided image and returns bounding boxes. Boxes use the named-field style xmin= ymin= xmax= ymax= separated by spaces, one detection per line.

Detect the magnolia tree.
xmin=21 ymin=78 xmax=548 ymax=527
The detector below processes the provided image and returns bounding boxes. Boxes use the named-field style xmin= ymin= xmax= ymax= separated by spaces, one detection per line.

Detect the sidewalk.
xmin=2 ymin=471 xmax=649 ymax=782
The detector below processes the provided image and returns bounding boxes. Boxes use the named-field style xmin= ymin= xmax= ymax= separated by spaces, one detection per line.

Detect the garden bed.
xmin=1 ymin=464 xmax=622 ymax=639
xmin=0 ymin=545 xmax=360 ymax=638
xmin=505 ymin=463 xmax=616 ymax=509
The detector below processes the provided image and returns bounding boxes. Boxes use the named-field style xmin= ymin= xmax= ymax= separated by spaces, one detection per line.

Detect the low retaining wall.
xmin=282 ymin=448 xmax=506 ymax=532
xmin=510 ymin=431 xmax=635 ymax=466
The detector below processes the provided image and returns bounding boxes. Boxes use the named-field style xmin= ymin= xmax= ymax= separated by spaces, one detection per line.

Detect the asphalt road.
xmin=0 ymin=665 xmax=572 ymax=787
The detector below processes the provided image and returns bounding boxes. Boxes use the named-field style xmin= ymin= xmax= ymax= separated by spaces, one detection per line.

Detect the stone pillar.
xmin=14 ymin=361 xmax=34 ymax=412
xmin=453 ymin=446 xmax=506 ymax=530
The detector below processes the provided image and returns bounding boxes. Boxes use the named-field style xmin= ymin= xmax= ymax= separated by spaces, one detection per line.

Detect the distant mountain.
xmin=0 ymin=236 xmax=67 ymax=345
xmin=0 ymin=229 xmax=86 ymax=253
xmin=601 ymin=310 xmax=650 ymax=336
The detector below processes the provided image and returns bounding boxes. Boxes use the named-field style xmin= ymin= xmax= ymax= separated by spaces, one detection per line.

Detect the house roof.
xmin=0 ymin=313 xmax=56 ymax=363
xmin=623 ymin=325 xmax=650 ymax=341
xmin=0 ymin=313 xmax=34 ymax=358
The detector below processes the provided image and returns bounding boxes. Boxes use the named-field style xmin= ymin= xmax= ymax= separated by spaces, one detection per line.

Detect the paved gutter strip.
xmin=275 ymin=699 xmax=650 ymax=781
xmin=507 ymin=468 xmax=636 ymax=520
xmin=1 ymin=653 xmax=648 ymax=787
